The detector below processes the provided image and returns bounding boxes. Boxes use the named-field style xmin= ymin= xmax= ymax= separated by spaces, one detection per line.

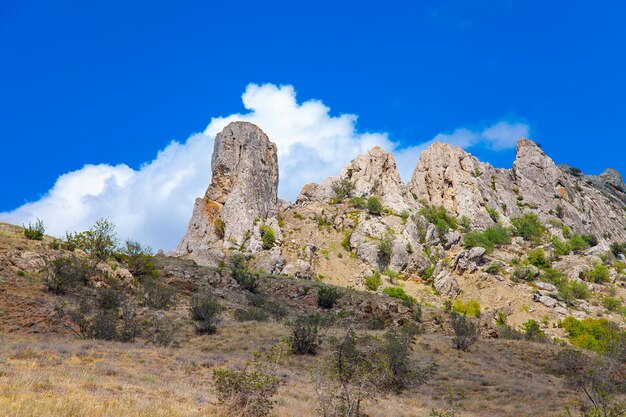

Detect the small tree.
xmin=24 ymin=219 xmax=45 ymax=240
xmin=290 ymin=314 xmax=322 ymax=355
xmin=190 ymin=292 xmax=222 ymax=334
xmin=331 ymin=179 xmax=356 ymax=202
xmin=318 ymin=285 xmax=341 ymax=309
xmin=377 ymin=234 xmax=393 ymax=267
xmin=231 ymin=254 xmax=258 ymax=292
xmin=366 ymin=196 xmax=383 ymax=215
xmin=451 ymin=313 xmax=479 ymax=351
xmin=66 ymin=218 xmax=119 ymax=261
xmin=44 ymin=256 xmax=96 ymax=294
xmin=260 ymin=225 xmax=275 ymax=250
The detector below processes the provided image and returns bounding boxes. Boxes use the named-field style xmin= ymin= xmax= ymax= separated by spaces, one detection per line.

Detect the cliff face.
xmin=172 ymin=121 xmax=279 ymax=264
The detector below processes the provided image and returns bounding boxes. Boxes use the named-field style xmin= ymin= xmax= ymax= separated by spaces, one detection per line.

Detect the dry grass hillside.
xmin=1 ymin=222 xmax=625 ymax=417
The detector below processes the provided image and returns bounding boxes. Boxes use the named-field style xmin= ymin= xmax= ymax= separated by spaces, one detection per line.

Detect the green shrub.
xmin=212 ymin=368 xmax=279 ymax=417
xmin=118 ymin=240 xmax=160 ymax=279
xmin=367 ymin=196 xmax=383 ymax=215
xmin=141 ymin=276 xmax=175 ymax=310
xmin=231 ymin=254 xmax=258 ymax=292
xmin=44 ymin=256 xmax=96 ymax=294
xmin=24 ymin=219 xmax=45 ymax=240
xmin=559 ymin=316 xmax=623 ymax=353
xmin=512 ymin=265 xmax=536 ymax=282
xmin=522 ymin=319 xmax=545 ymax=341
xmin=260 ymin=225 xmax=276 ymax=250
xmin=377 ymin=235 xmax=393 ymax=266
xmin=383 ymin=286 xmax=416 ymax=306
xmin=214 ymin=218 xmax=226 ymax=239
xmin=609 ymin=242 xmax=626 ymax=257
xmin=602 ymin=296 xmax=622 ymax=312
xmin=486 ymin=207 xmax=499 ymax=222
xmin=451 ymin=313 xmax=479 ymax=351
xmin=420 ymin=204 xmax=457 ymax=234
xmin=551 ymin=236 xmax=570 ymax=257
xmin=247 ymin=293 xmax=287 ymax=319
xmin=364 ymin=271 xmax=382 ymax=291
xmin=317 ymin=285 xmax=341 ymax=309
xmin=555 ymin=204 xmax=564 ymax=219
xmin=567 ymin=234 xmax=589 ymax=253
xmin=190 ymin=292 xmax=222 ymax=334
xmin=290 ymin=314 xmax=322 ymax=355
xmin=341 ymin=231 xmax=353 ymax=252
xmin=581 ymin=234 xmax=598 ymax=247
xmin=527 ymin=248 xmax=550 ymax=269
xmin=451 ymin=299 xmax=481 ymax=318
xmin=331 ymin=179 xmax=355 ymax=202
xmin=464 ymin=225 xmax=510 ymax=253
xmin=557 ymin=280 xmax=590 ymax=305
xmin=511 ymin=213 xmax=545 ymax=242
xmin=541 ymin=268 xmax=567 ymax=288
xmin=349 ymin=196 xmax=366 ymax=209
xmin=581 ymin=263 xmax=610 ymax=284
xmin=485 ymin=262 xmax=503 ymax=275
xmin=65 ymin=218 xmax=119 ymax=261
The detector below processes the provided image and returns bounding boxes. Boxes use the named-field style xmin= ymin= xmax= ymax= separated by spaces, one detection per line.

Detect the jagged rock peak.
xmin=172 ymin=121 xmax=279 ymax=263
xmin=296 ymin=146 xmax=411 ymax=211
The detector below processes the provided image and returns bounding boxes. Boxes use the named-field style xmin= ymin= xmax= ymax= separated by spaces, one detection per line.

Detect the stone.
xmin=433 ymin=271 xmax=461 ymax=298
xmin=173 ymin=122 xmax=279 ymax=264
xmin=535 ymin=281 xmax=557 ymax=292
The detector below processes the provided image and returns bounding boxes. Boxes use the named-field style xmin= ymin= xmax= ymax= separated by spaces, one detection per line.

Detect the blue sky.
xmin=1 ymin=1 xmax=625 ymax=249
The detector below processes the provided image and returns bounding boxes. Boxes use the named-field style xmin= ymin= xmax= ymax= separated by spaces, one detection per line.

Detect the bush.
xmin=141 ymin=276 xmax=175 ymax=310
xmin=581 ymin=234 xmax=598 ymax=247
xmin=290 ymin=314 xmax=322 ymax=355
xmin=231 ymin=254 xmax=258 ymax=292
xmin=214 ymin=218 xmax=226 ymax=239
xmin=382 ymin=329 xmax=423 ymax=393
xmin=55 ymin=295 xmax=139 ymax=343
xmin=118 ymin=240 xmax=160 ymax=279
xmin=464 ymin=226 xmax=509 ymax=253
xmin=317 ymin=285 xmax=341 ymax=309
xmin=559 ymin=316 xmax=623 ymax=354
xmin=190 ymin=292 xmax=222 ymax=334
xmin=551 ymin=236 xmax=570 ymax=257
xmin=234 ymin=307 xmax=269 ymax=322
xmin=260 ymin=225 xmax=275 ymax=250
xmin=65 ymin=218 xmax=119 ymax=261
xmin=331 ymin=179 xmax=356 ymax=202
xmin=451 ymin=313 xmax=479 ymax=351
xmin=383 ymin=286 xmax=416 ymax=307
xmin=602 ymin=296 xmax=622 ymax=312
xmin=512 ymin=265 xmax=536 ymax=282
xmin=557 ymin=280 xmax=590 ymax=305
xmin=511 ymin=213 xmax=545 ymax=242
xmin=609 ymin=242 xmax=626 ymax=258
xmin=485 ymin=262 xmax=503 ymax=275
xmin=247 ymin=293 xmax=287 ymax=319
xmin=522 ymin=319 xmax=545 ymax=341
xmin=367 ymin=196 xmax=383 ymax=215
xmin=567 ymin=234 xmax=589 ymax=253
xmin=44 ymin=256 xmax=96 ymax=294
xmin=451 ymin=299 xmax=481 ymax=318
xmin=582 ymin=263 xmax=610 ymax=284
xmin=349 ymin=196 xmax=366 ymax=209
xmin=420 ymin=204 xmax=457 ymax=234
xmin=377 ymin=235 xmax=393 ymax=266
xmin=213 ymin=368 xmax=279 ymax=417
xmin=24 ymin=219 xmax=45 ymax=240
xmin=541 ymin=268 xmax=568 ymax=288
xmin=527 ymin=248 xmax=550 ymax=269
xmin=364 ymin=271 xmax=382 ymax=291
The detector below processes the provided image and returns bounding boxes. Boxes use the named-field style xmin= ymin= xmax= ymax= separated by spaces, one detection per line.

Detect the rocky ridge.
xmin=173 ymin=122 xmax=626 ymax=333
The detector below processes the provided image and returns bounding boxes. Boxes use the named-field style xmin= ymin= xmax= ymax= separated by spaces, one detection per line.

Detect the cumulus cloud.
xmin=0 ymin=83 xmax=529 ymax=250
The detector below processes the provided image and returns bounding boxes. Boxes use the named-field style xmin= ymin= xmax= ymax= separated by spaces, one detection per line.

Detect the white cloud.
xmin=0 ymin=83 xmax=529 ymax=251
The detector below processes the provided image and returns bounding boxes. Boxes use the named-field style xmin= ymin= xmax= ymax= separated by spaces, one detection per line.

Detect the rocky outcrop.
xmin=408 ymin=139 xmax=626 ymax=246
xmin=172 ymin=121 xmax=279 ymax=264
xmin=297 ymin=147 xmax=411 ymax=212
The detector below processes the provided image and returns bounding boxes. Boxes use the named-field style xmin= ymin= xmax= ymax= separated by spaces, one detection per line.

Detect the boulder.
xmin=433 ymin=271 xmax=461 ymax=298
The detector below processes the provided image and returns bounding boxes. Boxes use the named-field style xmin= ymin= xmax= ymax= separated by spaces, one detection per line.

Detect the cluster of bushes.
xmin=609 ymin=241 xmax=626 ymax=258
xmin=511 ymin=213 xmax=545 ymax=242
xmin=419 ymin=203 xmax=457 ymax=234
xmin=580 ymin=263 xmax=610 ymax=284
xmin=331 ymin=179 xmax=356 ymax=203
xmin=364 ymin=270 xmax=382 ymax=291
xmin=552 ymin=233 xmax=597 ymax=256
xmin=559 ymin=316 xmax=625 ymax=354
xmin=464 ymin=225 xmax=510 ymax=253
xmin=55 ymin=286 xmax=140 ymax=343
xmin=538 ymin=267 xmax=591 ymax=305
